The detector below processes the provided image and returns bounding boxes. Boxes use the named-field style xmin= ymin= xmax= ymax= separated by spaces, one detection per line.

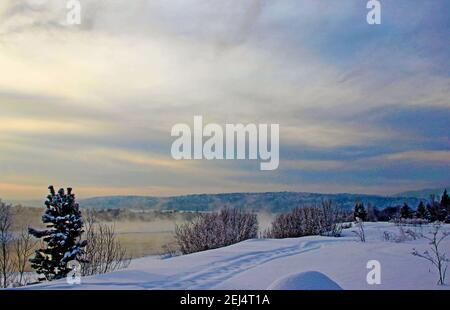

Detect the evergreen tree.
xmin=29 ymin=186 xmax=87 ymax=281
xmin=439 ymin=189 xmax=450 ymax=223
xmin=400 ymin=203 xmax=412 ymax=219
xmin=353 ymin=202 xmax=367 ymax=221
xmin=426 ymin=194 xmax=447 ymax=222
xmin=415 ymin=201 xmax=427 ymax=219
xmin=440 ymin=189 xmax=449 ymax=209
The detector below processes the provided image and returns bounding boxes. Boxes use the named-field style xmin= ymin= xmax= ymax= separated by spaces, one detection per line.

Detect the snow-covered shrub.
xmin=28 ymin=186 xmax=87 ymax=281
xmin=265 ymin=201 xmax=346 ymax=239
xmin=175 ymin=208 xmax=258 ymax=254
xmin=412 ymin=222 xmax=450 ymax=285
xmin=266 ymin=207 xmax=321 ymax=238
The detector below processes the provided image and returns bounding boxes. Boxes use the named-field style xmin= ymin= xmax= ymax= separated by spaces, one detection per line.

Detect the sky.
xmin=0 ymin=0 xmax=449 ymax=200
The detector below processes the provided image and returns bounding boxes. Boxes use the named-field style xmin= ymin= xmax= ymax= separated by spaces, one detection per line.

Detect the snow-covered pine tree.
xmin=28 ymin=186 xmax=87 ymax=281
xmin=353 ymin=202 xmax=367 ymax=221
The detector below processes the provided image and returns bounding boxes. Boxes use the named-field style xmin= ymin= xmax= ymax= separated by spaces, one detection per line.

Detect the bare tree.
xmin=81 ymin=210 xmax=131 ymax=276
xmin=0 ymin=200 xmax=13 ymax=288
xmin=412 ymin=222 xmax=449 ymax=285
xmin=352 ymin=218 xmax=366 ymax=242
xmin=13 ymin=230 xmax=38 ymax=286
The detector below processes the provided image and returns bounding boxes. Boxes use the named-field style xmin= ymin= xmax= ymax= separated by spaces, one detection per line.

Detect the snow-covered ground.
xmin=23 ymin=222 xmax=450 ymax=290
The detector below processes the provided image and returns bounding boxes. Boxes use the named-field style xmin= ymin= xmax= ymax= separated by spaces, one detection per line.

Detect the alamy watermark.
xmin=366 ymin=260 xmax=381 ymax=285
xmin=27 ymin=0 xmax=81 ymax=25
xmin=171 ymin=116 xmax=279 ymax=171
xmin=367 ymin=0 xmax=381 ymax=25
xmin=66 ymin=0 xmax=82 ymax=25
xmin=66 ymin=260 xmax=82 ymax=285
xmin=30 ymin=1 xmax=379 ymax=27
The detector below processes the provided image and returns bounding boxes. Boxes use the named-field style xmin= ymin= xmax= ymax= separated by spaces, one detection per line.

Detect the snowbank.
xmin=267 ymin=271 xmax=342 ymax=290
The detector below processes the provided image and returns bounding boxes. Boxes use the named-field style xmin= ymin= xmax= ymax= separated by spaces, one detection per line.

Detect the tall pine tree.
xmin=400 ymin=203 xmax=413 ymax=219
xmin=415 ymin=201 xmax=427 ymax=219
xmin=439 ymin=189 xmax=449 ymax=222
xmin=29 ymin=186 xmax=87 ymax=281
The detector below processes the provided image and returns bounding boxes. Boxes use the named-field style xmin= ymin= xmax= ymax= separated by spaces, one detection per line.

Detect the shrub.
xmin=80 ymin=210 xmax=131 ymax=276
xmin=412 ymin=222 xmax=449 ymax=285
xmin=352 ymin=218 xmax=366 ymax=242
xmin=265 ymin=201 xmax=346 ymax=239
xmin=175 ymin=208 xmax=258 ymax=254
xmin=383 ymin=225 xmax=422 ymax=243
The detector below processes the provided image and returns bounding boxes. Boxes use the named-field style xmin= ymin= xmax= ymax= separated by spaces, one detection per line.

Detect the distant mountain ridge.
xmin=393 ymin=187 xmax=448 ymax=200
xmin=79 ymin=191 xmax=426 ymax=212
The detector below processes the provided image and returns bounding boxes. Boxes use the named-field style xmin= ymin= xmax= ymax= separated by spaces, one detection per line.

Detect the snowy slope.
xmin=23 ymin=223 xmax=450 ymax=290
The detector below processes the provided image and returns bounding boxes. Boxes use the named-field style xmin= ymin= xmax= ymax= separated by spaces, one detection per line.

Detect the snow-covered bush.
xmin=265 ymin=201 xmax=346 ymax=239
xmin=28 ymin=186 xmax=87 ymax=281
xmin=175 ymin=208 xmax=258 ymax=254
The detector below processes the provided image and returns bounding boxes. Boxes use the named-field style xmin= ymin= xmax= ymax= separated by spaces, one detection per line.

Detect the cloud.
xmin=368 ymin=150 xmax=450 ymax=165
xmin=0 ymin=0 xmax=448 ymax=199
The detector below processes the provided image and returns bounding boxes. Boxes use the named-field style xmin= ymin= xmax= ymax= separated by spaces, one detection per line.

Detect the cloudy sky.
xmin=0 ymin=0 xmax=449 ymax=200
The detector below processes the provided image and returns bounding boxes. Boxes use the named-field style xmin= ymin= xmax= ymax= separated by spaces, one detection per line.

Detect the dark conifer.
xmin=29 ymin=186 xmax=87 ymax=281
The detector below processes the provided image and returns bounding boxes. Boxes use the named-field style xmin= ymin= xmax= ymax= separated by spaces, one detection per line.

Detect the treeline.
xmin=352 ymin=189 xmax=450 ymax=223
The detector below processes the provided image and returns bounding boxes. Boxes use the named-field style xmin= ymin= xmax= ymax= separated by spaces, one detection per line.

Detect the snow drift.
xmin=267 ymin=271 xmax=342 ymax=290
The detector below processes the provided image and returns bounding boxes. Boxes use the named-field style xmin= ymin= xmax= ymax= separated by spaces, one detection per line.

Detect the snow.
xmin=267 ymin=271 xmax=342 ymax=290
xmin=21 ymin=222 xmax=450 ymax=290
